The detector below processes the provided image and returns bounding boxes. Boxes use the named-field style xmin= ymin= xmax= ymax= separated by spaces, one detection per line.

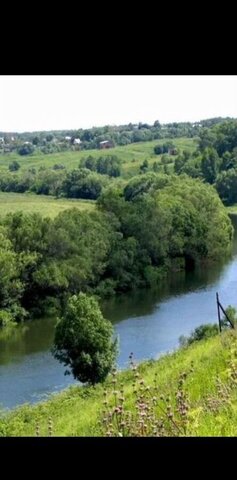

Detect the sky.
xmin=0 ymin=75 xmax=236 ymax=132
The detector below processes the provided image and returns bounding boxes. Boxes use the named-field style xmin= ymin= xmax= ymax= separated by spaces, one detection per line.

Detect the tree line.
xmin=0 ymin=161 xmax=122 ymax=201
xmin=173 ymin=119 xmax=237 ymax=205
xmin=0 ymin=117 xmax=231 ymax=155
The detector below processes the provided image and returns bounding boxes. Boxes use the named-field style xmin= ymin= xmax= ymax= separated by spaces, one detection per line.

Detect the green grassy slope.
xmin=0 ymin=137 xmax=197 ymax=178
xmin=0 ymin=192 xmax=95 ymax=218
xmin=1 ymin=330 xmax=237 ymax=436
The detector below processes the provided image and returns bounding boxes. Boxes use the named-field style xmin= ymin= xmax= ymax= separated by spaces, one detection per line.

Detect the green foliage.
xmin=220 ymin=306 xmax=237 ymax=329
xmin=140 ymin=159 xmax=149 ymax=173
xmin=0 ymin=310 xmax=16 ymax=328
xmin=17 ymin=144 xmax=34 ymax=156
xmin=53 ymin=164 xmax=65 ymax=170
xmin=154 ymin=141 xmax=176 ymax=155
xmin=9 ymin=161 xmax=20 ymax=172
xmin=161 ymin=154 xmax=173 ymax=165
xmin=0 ymin=192 xmax=95 ymax=218
xmin=215 ymin=169 xmax=237 ymax=205
xmin=220 ymin=151 xmax=237 ymax=172
xmin=80 ymin=155 xmax=121 ymax=177
xmin=123 ymin=172 xmax=170 ymax=201
xmin=0 ymin=171 xmax=233 ymax=322
xmin=179 ymin=323 xmax=219 ymax=346
xmin=53 ymin=293 xmax=117 ymax=385
xmin=154 ymin=145 xmax=163 ymax=155
xmin=201 ymin=147 xmax=220 ymax=184
xmin=2 ymin=330 xmax=237 ymax=436
xmin=62 ymin=168 xmax=108 ymax=199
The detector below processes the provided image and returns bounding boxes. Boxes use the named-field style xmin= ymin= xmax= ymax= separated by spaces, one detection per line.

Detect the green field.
xmin=0 ymin=192 xmax=95 ymax=218
xmin=0 ymin=137 xmax=197 ymax=179
xmin=1 ymin=330 xmax=237 ymax=436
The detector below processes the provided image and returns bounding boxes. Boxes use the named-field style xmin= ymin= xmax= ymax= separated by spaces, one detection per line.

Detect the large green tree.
xmin=53 ymin=293 xmax=117 ymax=384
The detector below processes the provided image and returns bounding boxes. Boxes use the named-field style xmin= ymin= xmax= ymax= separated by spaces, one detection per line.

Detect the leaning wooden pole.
xmin=218 ymin=301 xmax=235 ymax=329
xmin=216 ymin=292 xmax=222 ymax=332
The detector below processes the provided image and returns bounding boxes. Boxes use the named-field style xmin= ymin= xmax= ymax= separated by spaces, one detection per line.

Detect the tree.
xmin=9 ymin=161 xmax=20 ymax=172
xmin=53 ymin=293 xmax=117 ymax=384
xmin=215 ymin=169 xmax=237 ymax=205
xmin=46 ymin=134 xmax=54 ymax=142
xmin=201 ymin=147 xmax=219 ymax=184
xmin=140 ymin=159 xmax=149 ymax=173
xmin=32 ymin=136 xmax=40 ymax=145
xmin=17 ymin=144 xmax=34 ymax=156
xmin=154 ymin=145 xmax=163 ymax=155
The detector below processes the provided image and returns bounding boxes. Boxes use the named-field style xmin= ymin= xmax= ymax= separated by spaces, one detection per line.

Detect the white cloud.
xmin=0 ymin=75 xmax=236 ymax=132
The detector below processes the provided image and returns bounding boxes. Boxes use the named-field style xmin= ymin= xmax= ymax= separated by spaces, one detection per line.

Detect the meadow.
xmin=0 ymin=192 xmax=95 ymax=218
xmin=0 ymin=137 xmax=197 ymax=178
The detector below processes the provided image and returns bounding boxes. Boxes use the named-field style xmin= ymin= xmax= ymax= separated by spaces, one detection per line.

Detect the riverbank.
xmin=1 ymin=329 xmax=237 ymax=436
xmin=227 ymin=205 xmax=237 ymax=216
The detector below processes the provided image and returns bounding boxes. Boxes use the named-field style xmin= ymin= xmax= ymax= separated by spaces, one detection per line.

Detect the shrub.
xmin=179 ymin=323 xmax=219 ymax=346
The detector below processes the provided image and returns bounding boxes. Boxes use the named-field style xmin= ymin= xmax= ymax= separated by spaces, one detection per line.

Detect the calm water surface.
xmin=0 ymin=216 xmax=236 ymax=410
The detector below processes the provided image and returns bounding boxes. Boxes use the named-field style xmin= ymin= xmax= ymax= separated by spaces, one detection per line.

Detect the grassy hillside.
xmin=1 ymin=330 xmax=237 ymax=436
xmin=0 ymin=192 xmax=95 ymax=218
xmin=0 ymin=137 xmax=197 ymax=179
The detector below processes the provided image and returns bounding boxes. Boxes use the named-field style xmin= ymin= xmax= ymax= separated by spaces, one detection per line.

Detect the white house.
xmin=74 ymin=138 xmax=81 ymax=144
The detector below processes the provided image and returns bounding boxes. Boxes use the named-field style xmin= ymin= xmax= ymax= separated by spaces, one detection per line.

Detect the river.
xmin=0 ymin=215 xmax=236 ymax=410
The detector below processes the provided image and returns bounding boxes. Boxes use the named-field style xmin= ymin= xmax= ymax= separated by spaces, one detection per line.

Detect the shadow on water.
xmin=102 ymin=214 xmax=237 ymax=324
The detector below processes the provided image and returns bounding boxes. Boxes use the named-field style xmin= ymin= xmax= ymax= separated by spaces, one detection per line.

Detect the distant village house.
xmin=99 ymin=140 xmax=114 ymax=149
xmin=168 ymin=148 xmax=178 ymax=155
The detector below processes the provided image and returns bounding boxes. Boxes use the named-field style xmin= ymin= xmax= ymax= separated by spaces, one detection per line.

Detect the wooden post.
xmin=216 ymin=292 xmax=235 ymax=330
xmin=216 ymin=292 xmax=222 ymax=332
xmin=218 ymin=302 xmax=235 ymax=329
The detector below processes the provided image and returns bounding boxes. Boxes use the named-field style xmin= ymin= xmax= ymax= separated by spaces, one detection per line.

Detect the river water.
xmin=0 ymin=215 xmax=236 ymax=410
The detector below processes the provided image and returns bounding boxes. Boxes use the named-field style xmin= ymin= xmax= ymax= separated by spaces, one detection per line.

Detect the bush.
xmin=9 ymin=161 xmax=20 ymax=172
xmin=154 ymin=145 xmax=163 ymax=155
xmin=17 ymin=144 xmax=34 ymax=156
xmin=220 ymin=306 xmax=237 ymax=329
xmin=161 ymin=155 xmax=173 ymax=165
xmin=179 ymin=323 xmax=219 ymax=346
xmin=0 ymin=310 xmax=16 ymax=328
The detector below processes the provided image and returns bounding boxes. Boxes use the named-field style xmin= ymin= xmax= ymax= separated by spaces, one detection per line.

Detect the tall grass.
xmin=1 ymin=330 xmax=237 ymax=436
